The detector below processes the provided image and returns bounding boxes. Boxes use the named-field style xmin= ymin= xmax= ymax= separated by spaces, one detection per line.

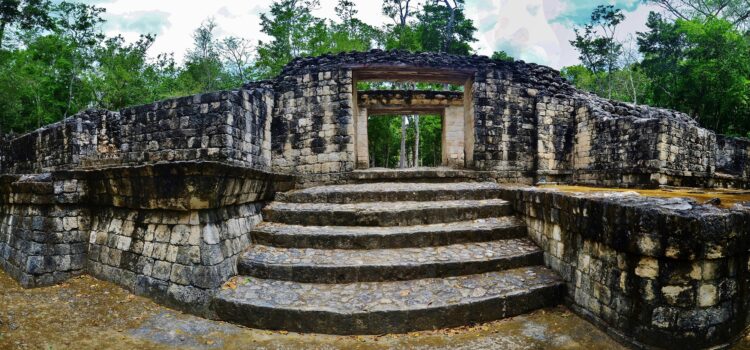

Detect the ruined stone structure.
xmin=2 ymin=50 xmax=750 ymax=349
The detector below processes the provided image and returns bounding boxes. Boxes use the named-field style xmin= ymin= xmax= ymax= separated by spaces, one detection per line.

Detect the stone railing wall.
xmin=501 ymin=187 xmax=750 ymax=349
xmin=0 ymin=163 xmax=293 ymax=315
xmin=1 ymin=85 xmax=274 ymax=174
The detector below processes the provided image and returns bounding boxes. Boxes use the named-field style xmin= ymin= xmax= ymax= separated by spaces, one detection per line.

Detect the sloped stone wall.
xmin=502 ymin=187 xmax=750 ymax=349
xmin=1 ymin=85 xmax=274 ymax=174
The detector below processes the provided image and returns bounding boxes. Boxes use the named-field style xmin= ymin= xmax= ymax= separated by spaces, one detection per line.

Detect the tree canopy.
xmin=1 ymin=0 xmax=749 ymax=141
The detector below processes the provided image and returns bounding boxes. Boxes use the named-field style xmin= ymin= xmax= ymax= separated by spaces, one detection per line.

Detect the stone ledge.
xmin=503 ymin=185 xmax=750 ymax=349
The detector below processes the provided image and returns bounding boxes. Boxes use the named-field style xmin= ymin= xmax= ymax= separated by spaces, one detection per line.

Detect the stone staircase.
xmin=213 ymin=180 xmax=564 ymax=334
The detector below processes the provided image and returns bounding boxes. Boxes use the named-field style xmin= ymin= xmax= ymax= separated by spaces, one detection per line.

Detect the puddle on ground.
xmin=0 ymin=270 xmax=626 ymax=349
xmin=538 ymin=184 xmax=750 ymax=209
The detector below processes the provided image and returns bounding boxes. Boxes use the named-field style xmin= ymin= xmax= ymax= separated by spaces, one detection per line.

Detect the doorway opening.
xmin=367 ymin=114 xmax=442 ymax=169
xmin=351 ymin=66 xmax=475 ymax=170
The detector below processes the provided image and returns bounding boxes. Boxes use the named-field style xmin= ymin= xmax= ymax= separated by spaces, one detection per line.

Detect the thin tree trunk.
xmin=399 ymin=115 xmax=406 ymax=168
xmin=414 ymin=115 xmax=420 ymax=167
xmin=0 ymin=22 xmax=6 ymax=51
xmin=65 ymin=53 xmax=78 ymax=118
xmin=385 ymin=144 xmax=390 ymax=168
xmin=628 ymin=68 xmax=637 ymax=105
xmin=442 ymin=0 xmax=457 ymax=52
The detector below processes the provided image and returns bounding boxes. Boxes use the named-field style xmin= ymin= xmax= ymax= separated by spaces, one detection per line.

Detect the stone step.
xmin=238 ymin=239 xmax=543 ymax=283
xmin=251 ymin=217 xmax=528 ymax=249
xmin=275 ymin=182 xmax=505 ymax=204
xmin=212 ymin=266 xmax=564 ymax=335
xmin=347 ymin=168 xmax=493 ymax=184
xmin=262 ymin=199 xmax=513 ymax=226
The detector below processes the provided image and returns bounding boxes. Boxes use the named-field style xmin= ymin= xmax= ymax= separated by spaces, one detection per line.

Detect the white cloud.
xmin=89 ymin=0 xmax=659 ymax=69
xmin=467 ymin=0 xmax=659 ymax=68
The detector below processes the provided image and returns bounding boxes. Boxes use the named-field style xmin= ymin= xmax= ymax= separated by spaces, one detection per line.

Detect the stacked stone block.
xmin=1 ymin=86 xmax=274 ymax=175
xmin=715 ymin=135 xmax=750 ymax=187
xmin=87 ymin=203 xmax=262 ymax=315
xmin=502 ymin=187 xmax=750 ymax=349
xmin=473 ymin=74 xmax=538 ymax=183
xmin=0 ymin=174 xmax=89 ymax=287
xmin=535 ymin=96 xmax=576 ymax=182
xmin=271 ymin=69 xmax=355 ymax=174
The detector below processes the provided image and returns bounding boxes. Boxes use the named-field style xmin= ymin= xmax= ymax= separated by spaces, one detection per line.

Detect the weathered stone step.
xmin=347 ymin=168 xmax=493 ymax=184
xmin=213 ymin=266 xmax=564 ymax=335
xmin=276 ymin=182 xmax=505 ymax=204
xmin=238 ymin=239 xmax=543 ymax=283
xmin=262 ymin=199 xmax=513 ymax=226
xmin=251 ymin=217 xmax=527 ymax=249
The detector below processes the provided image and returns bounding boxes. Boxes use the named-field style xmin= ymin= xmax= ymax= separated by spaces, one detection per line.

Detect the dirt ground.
xmin=0 ymin=270 xmax=628 ymax=350
xmin=3 ymin=269 xmax=749 ymax=349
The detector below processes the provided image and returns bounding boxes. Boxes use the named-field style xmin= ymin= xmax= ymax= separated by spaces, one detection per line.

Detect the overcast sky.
xmin=73 ymin=0 xmax=660 ymax=69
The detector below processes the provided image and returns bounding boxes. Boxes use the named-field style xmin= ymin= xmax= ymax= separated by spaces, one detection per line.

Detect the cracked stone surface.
xmin=278 ymin=182 xmax=505 ymax=203
xmin=263 ymin=199 xmax=513 ymax=226
xmin=0 ymin=268 xmax=624 ymax=350
xmin=251 ymin=217 xmax=527 ymax=249
xmin=239 ymin=239 xmax=543 ymax=282
xmin=243 ymin=239 xmax=540 ymax=267
xmin=217 ymin=266 xmax=561 ymax=312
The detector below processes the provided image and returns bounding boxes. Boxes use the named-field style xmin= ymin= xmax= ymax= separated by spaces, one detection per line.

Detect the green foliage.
xmin=491 ymin=50 xmax=513 ymax=62
xmin=569 ymin=5 xmax=624 ymax=99
xmin=0 ymin=0 xmax=54 ymax=49
xmin=416 ymin=0 xmax=476 ymax=55
xmin=647 ymin=0 xmax=750 ymax=30
xmin=254 ymin=0 xmax=330 ymax=79
xmin=561 ymin=63 xmax=651 ymax=104
xmin=88 ymin=35 xmax=186 ymax=110
xmin=367 ymin=115 xmax=441 ymax=168
xmin=638 ymin=13 xmax=750 ymax=134
xmin=672 ymin=18 xmax=750 ymax=132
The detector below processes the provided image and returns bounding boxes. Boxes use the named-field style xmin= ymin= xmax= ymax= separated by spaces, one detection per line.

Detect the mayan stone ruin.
xmin=2 ymin=50 xmax=750 ymax=349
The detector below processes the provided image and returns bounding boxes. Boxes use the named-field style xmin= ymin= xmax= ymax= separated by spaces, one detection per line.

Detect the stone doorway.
xmin=353 ymin=90 xmax=473 ymax=170
xmin=351 ymin=67 xmax=475 ymax=170
xmin=357 ymin=97 xmax=465 ymax=168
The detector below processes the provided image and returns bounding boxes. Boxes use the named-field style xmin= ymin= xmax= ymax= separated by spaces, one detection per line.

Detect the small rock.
xmin=703 ymin=198 xmax=721 ymax=206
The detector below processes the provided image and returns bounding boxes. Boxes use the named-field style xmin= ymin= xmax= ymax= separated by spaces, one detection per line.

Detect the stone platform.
xmin=213 ymin=181 xmax=564 ymax=334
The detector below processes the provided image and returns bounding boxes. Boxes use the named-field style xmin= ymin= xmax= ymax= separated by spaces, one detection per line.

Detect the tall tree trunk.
xmin=628 ymin=68 xmax=637 ymax=105
xmin=385 ymin=144 xmax=390 ymax=168
xmin=414 ymin=115 xmax=420 ymax=167
xmin=0 ymin=21 xmax=6 ymax=51
xmin=442 ymin=1 xmax=457 ymax=52
xmin=399 ymin=115 xmax=406 ymax=168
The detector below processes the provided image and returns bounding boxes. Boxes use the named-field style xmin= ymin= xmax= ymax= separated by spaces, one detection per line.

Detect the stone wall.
xmin=0 ymin=162 xmax=292 ymax=315
xmin=501 ymin=187 xmax=750 ymax=349
xmin=270 ymin=70 xmax=355 ymax=174
xmin=1 ymin=85 xmax=274 ymax=174
xmin=87 ymin=202 xmax=262 ymax=315
xmin=4 ymin=49 xmax=750 ymax=339
xmin=0 ymin=174 xmax=89 ymax=287
xmin=3 ymin=50 xmax=750 ymax=188
xmin=715 ymin=135 xmax=750 ymax=187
